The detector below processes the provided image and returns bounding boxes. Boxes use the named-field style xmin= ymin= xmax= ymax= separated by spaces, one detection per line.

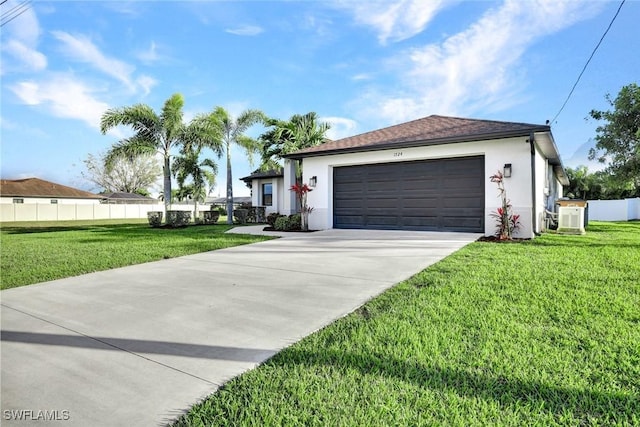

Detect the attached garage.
xmin=333 ymin=156 xmax=484 ymax=232
xmin=284 ymin=115 xmax=570 ymax=238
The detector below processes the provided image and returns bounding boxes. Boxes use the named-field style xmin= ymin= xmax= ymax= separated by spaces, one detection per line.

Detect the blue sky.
xmin=1 ymin=0 xmax=638 ymax=197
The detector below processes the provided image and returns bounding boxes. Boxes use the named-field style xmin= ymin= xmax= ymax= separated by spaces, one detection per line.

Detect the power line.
xmin=550 ymin=0 xmax=626 ymax=125
xmin=0 ymin=0 xmax=31 ymax=27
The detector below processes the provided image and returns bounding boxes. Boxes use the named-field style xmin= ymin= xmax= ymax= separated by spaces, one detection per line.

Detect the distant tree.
xmin=564 ymin=165 xmax=636 ymax=200
xmin=81 ymin=152 xmax=161 ymax=196
xmin=260 ymin=112 xmax=330 ymax=178
xmin=100 ymin=93 xmax=219 ymax=220
xmin=199 ymin=107 xmax=264 ymax=224
xmin=588 ymin=83 xmax=640 ymax=197
xmin=172 ymin=144 xmax=218 ymax=220
xmin=565 ymin=166 xmax=594 ymax=199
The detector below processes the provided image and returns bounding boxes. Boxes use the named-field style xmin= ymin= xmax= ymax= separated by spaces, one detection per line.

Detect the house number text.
xmin=393 ymin=152 xmax=403 ymax=157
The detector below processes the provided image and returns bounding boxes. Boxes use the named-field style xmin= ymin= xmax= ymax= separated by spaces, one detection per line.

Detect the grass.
xmin=175 ymin=221 xmax=640 ymax=426
xmin=0 ymin=219 xmax=271 ymax=290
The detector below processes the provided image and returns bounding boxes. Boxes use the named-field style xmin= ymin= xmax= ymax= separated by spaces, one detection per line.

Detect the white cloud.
xmin=2 ymin=40 xmax=47 ymax=72
xmin=10 ymin=75 xmax=110 ymax=130
xmin=0 ymin=115 xmax=18 ymax=130
xmin=321 ymin=117 xmax=359 ymax=140
xmin=137 ymin=41 xmax=162 ymax=64
xmin=225 ymin=25 xmax=264 ymax=36
xmin=51 ymin=31 xmax=136 ymax=90
xmin=136 ymin=75 xmax=158 ymax=96
xmin=3 ymin=0 xmax=41 ymax=45
xmin=355 ymin=0 xmax=603 ymax=124
xmin=1 ymin=0 xmax=47 ymax=74
xmin=335 ymin=0 xmax=451 ymax=44
xmin=352 ymin=73 xmax=372 ymax=81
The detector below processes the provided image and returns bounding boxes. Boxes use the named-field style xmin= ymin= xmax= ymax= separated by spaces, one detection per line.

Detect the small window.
xmin=51 ymin=199 xmax=58 ymax=204
xmin=262 ymin=183 xmax=273 ymax=206
xmin=13 ymin=198 xmax=24 ymax=204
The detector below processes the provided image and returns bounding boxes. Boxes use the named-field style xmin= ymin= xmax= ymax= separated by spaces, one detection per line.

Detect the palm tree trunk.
xmin=226 ymin=144 xmax=233 ymax=225
xmin=193 ymin=198 xmax=198 ymax=223
xmin=163 ymin=155 xmax=171 ymax=223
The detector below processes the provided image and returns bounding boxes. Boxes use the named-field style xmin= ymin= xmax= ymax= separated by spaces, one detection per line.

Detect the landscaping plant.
xmin=490 ymin=170 xmax=521 ymax=239
xmin=290 ymin=183 xmax=313 ymax=231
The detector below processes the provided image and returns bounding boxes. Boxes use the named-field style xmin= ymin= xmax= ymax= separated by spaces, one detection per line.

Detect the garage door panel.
xmin=333 ymin=156 xmax=484 ymax=232
xmin=334 ymin=215 xmax=365 ymax=226
xmin=442 ymin=217 xmax=483 ymax=230
xmin=367 ymin=216 xmax=401 ymax=226
xmin=401 ymin=216 xmax=440 ymax=228
xmin=364 ymin=198 xmax=398 ymax=208
xmin=444 ymin=197 xmax=484 ymax=208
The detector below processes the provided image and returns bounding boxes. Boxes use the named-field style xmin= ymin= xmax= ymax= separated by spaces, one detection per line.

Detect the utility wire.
xmin=550 ymin=0 xmax=625 ymax=125
xmin=0 ymin=0 xmax=31 ymax=27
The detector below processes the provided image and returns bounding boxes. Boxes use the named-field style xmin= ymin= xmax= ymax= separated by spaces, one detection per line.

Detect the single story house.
xmin=281 ymin=115 xmax=568 ymax=239
xmin=0 ymin=177 xmax=103 ymax=205
xmin=239 ymin=168 xmax=284 ymax=216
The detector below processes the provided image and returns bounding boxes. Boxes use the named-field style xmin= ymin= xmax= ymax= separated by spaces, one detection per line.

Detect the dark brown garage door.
xmin=333 ymin=156 xmax=484 ymax=232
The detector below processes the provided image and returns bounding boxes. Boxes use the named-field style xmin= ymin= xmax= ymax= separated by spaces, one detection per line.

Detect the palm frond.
xmin=160 ymin=93 xmax=185 ymax=143
xmin=104 ymin=137 xmax=157 ymax=168
xmin=100 ymin=104 xmax=159 ymax=137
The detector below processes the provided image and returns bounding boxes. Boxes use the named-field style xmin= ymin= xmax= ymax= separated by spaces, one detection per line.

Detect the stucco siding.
xmin=302 ymin=136 xmax=537 ymax=237
xmin=248 ymin=177 xmax=285 ymax=215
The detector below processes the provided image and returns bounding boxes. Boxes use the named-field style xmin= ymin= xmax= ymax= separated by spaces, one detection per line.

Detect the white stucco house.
xmin=279 ymin=115 xmax=568 ymax=239
xmin=240 ymin=168 xmax=285 ymax=216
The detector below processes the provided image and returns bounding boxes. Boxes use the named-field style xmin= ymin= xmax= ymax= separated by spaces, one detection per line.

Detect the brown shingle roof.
xmin=240 ymin=168 xmax=284 ymax=183
xmin=286 ymin=115 xmax=549 ymax=159
xmin=0 ymin=178 xmax=102 ymax=199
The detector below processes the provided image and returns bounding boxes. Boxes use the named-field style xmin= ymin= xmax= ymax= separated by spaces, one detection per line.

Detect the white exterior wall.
xmin=0 ymin=203 xmax=202 ymax=222
xmin=301 ymin=136 xmax=542 ymax=238
xmin=587 ymin=198 xmax=640 ymax=221
xmin=533 ymin=146 xmax=548 ymax=234
xmin=0 ymin=196 xmax=100 ymax=205
xmin=250 ymin=177 xmax=285 ymax=215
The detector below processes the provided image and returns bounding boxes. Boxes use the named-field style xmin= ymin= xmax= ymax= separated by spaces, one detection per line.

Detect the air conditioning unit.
xmin=557 ymin=206 xmax=585 ymax=234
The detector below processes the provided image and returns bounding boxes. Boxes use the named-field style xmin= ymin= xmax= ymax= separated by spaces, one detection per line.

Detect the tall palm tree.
xmin=260 ymin=112 xmax=330 ymax=178
xmin=172 ymin=144 xmax=218 ymax=220
xmin=100 ymin=93 xmax=219 ymax=221
xmin=100 ymin=93 xmax=185 ymax=217
xmin=203 ymin=107 xmax=264 ymax=224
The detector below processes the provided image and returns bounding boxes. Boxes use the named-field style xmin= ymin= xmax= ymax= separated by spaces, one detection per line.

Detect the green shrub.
xmin=274 ymin=216 xmax=289 ymax=231
xmin=267 ymin=213 xmax=285 ymax=227
xmin=288 ymin=213 xmax=301 ymax=231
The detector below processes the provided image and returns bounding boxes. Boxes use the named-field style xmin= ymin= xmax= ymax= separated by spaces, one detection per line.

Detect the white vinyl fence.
xmin=587 ymin=198 xmax=640 ymax=221
xmin=0 ymin=203 xmax=208 ymax=222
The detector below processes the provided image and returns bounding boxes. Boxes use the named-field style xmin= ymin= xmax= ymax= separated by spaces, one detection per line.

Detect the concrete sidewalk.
xmin=1 ymin=229 xmax=479 ymax=426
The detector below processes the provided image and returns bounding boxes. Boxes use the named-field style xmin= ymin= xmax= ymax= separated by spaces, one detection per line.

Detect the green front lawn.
xmin=0 ymin=219 xmax=270 ymax=290
xmin=176 ymin=222 xmax=640 ymax=426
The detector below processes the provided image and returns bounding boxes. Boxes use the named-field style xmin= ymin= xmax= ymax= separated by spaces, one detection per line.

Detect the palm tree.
xmin=100 ymin=93 xmax=219 ymax=222
xmin=172 ymin=144 xmax=218 ymax=221
xmin=260 ymin=112 xmax=330 ymax=179
xmin=203 ymin=107 xmax=264 ymax=224
xmin=100 ymin=93 xmax=185 ymax=218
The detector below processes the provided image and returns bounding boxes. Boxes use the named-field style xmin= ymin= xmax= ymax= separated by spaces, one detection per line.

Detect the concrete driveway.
xmin=1 ymin=228 xmax=479 ymax=426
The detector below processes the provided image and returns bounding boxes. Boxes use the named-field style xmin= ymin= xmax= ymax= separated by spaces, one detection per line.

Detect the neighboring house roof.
xmin=0 ymin=177 xmax=102 ymax=199
xmin=285 ymin=115 xmax=551 ymax=159
xmin=239 ymin=168 xmax=284 ymax=183
xmin=101 ymin=192 xmax=158 ymax=204
xmin=206 ymin=196 xmax=252 ymax=205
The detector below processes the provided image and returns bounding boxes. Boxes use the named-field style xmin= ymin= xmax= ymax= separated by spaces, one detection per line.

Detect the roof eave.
xmin=285 ymin=127 xmax=549 ymax=160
